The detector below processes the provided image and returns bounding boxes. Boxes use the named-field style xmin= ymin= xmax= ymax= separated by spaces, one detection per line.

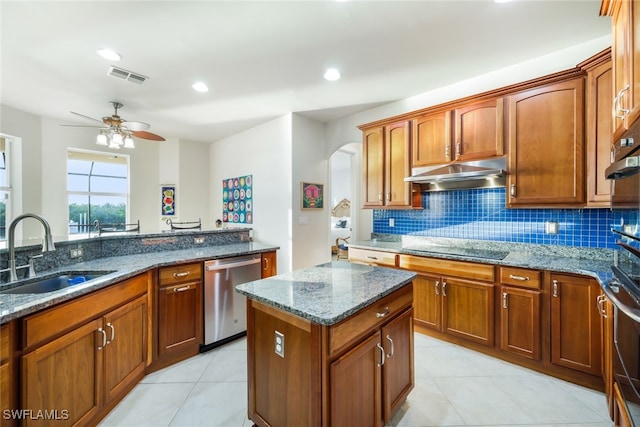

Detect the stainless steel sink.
xmin=0 ymin=271 xmax=116 ymax=294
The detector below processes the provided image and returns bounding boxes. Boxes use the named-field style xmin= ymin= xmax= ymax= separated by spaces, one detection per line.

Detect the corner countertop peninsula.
xmin=236 ymin=261 xmax=417 ymax=427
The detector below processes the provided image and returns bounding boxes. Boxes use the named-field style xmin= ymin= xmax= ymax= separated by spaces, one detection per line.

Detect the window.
xmin=0 ymin=137 xmax=11 ymax=240
xmin=67 ymin=149 xmax=129 ymax=236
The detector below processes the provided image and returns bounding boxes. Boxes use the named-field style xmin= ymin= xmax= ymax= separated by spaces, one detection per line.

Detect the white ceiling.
xmin=1 ymin=1 xmax=611 ymax=144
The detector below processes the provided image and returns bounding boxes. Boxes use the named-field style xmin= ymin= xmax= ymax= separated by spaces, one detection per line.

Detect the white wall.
xmin=292 ymin=114 xmax=330 ymax=269
xmin=209 ymin=115 xmax=293 ymax=273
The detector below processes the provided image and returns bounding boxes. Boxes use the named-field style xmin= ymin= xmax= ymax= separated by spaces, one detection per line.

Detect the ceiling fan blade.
xmin=122 ymin=121 xmax=150 ymax=131
xmin=132 ymin=130 xmax=165 ymax=141
xmin=70 ymin=111 xmax=104 ymax=124
xmin=60 ymin=124 xmax=109 ymax=129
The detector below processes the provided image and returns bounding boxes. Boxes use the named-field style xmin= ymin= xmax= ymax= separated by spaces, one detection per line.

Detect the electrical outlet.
xmin=70 ymin=248 xmax=83 ymax=258
xmin=275 ymin=330 xmax=285 ymax=358
xmin=194 ymin=237 xmax=205 ymax=244
xmin=389 ymin=218 xmax=395 ymax=227
xmin=545 ymin=221 xmax=559 ymax=234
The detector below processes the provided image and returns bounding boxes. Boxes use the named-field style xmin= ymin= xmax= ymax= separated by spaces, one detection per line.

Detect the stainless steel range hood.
xmin=405 ymin=157 xmax=507 ymax=191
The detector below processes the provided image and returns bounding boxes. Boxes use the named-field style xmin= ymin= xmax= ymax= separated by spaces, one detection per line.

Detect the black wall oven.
xmin=605 ymin=119 xmax=640 ymax=425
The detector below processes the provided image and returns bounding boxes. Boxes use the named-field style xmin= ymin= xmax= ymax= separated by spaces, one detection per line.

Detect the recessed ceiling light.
xmin=192 ymin=81 xmax=209 ymax=93
xmin=324 ymin=68 xmax=341 ymax=81
xmin=494 ymin=0 xmax=512 ymax=3
xmin=97 ymin=48 xmax=122 ymax=61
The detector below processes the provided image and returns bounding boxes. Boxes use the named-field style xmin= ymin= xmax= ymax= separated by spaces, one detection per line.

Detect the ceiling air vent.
xmin=107 ymin=66 xmax=149 ymax=85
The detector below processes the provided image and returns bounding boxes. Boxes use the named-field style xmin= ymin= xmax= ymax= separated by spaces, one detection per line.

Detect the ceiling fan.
xmin=63 ymin=101 xmax=165 ymax=149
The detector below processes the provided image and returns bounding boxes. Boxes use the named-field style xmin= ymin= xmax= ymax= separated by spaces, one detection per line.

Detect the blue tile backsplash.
xmin=373 ymin=188 xmax=622 ymax=249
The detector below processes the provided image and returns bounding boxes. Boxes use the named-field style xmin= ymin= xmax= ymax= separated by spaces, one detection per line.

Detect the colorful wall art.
xmin=301 ymin=182 xmax=323 ymax=209
xmin=223 ymin=175 xmax=253 ymax=224
xmin=161 ymin=185 xmax=176 ymax=216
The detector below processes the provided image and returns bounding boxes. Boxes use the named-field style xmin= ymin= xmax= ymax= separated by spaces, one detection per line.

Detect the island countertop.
xmin=235 ymin=261 xmax=416 ymax=326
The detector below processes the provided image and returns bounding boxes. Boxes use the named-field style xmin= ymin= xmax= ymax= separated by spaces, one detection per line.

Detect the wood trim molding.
xmin=577 ymin=47 xmax=612 ymax=71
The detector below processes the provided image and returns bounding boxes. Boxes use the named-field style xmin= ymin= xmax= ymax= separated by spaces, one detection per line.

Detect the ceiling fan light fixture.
xmin=96 ymin=132 xmax=108 ymax=146
xmin=97 ymin=48 xmax=122 ymax=61
xmin=324 ymin=68 xmax=341 ymax=81
xmin=123 ymin=135 xmax=135 ymax=149
xmin=111 ymin=132 xmax=123 ymax=146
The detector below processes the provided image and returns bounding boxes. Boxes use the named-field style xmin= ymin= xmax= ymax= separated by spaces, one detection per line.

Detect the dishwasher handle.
xmin=205 ymin=256 xmax=261 ymax=271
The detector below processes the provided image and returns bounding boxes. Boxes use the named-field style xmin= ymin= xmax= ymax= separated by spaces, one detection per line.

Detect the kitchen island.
xmin=235 ymin=261 xmax=416 ymax=427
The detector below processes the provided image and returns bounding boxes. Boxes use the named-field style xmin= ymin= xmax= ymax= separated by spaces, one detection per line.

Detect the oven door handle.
xmin=606 ymin=155 xmax=640 ymax=179
xmin=602 ymin=279 xmax=640 ymax=323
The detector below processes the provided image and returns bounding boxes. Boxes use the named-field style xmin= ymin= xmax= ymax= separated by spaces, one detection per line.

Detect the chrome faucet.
xmin=7 ymin=213 xmax=56 ymax=282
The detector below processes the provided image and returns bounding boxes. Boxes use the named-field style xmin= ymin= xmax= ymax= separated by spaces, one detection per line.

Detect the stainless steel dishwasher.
xmin=202 ymin=254 xmax=262 ymax=351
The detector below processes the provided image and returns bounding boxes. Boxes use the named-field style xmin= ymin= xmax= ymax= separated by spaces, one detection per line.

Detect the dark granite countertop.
xmin=0 ymin=242 xmax=278 ymax=324
xmin=235 ymin=261 xmax=417 ymax=326
xmin=348 ymin=239 xmax=614 ymax=286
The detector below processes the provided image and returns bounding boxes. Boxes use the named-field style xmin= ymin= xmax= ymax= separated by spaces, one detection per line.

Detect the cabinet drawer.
xmin=348 ymin=248 xmax=398 ymax=267
xmin=23 ymin=273 xmax=148 ymax=349
xmin=159 ymin=262 xmax=202 ymax=285
xmin=0 ymin=324 xmax=8 ymax=363
xmin=329 ymin=284 xmax=413 ymax=358
xmin=399 ymin=255 xmax=494 ymax=282
xmin=499 ymin=267 xmax=541 ymax=289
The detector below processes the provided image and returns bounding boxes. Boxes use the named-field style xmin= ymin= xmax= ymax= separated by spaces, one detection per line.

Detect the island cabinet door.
xmin=381 ymin=308 xmax=414 ymax=424
xmin=442 ymin=277 xmax=495 ymax=347
xmin=330 ymin=331 xmax=383 ymax=427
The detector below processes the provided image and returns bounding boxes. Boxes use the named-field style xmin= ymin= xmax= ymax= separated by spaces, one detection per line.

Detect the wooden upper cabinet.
xmin=362 ymin=121 xmax=418 ymax=209
xmin=453 ymin=98 xmax=504 ymax=161
xmin=412 ymin=110 xmax=451 ymax=167
xmin=581 ymin=50 xmax=613 ymax=207
xmin=363 ymin=126 xmax=385 ymax=208
xmin=506 ymin=78 xmax=585 ymax=207
xmin=605 ymin=0 xmax=640 ymax=138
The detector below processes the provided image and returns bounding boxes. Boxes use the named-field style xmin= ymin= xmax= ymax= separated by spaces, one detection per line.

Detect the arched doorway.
xmin=329 ymin=143 xmax=360 ymax=257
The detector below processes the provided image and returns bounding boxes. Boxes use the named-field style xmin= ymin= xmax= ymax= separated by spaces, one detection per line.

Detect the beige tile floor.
xmin=99 ymin=333 xmax=612 ymax=427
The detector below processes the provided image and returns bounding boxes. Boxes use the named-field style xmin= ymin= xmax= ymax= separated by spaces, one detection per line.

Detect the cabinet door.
xmin=384 ymin=121 xmax=412 ymax=207
xmin=412 ymin=111 xmax=451 ymax=166
xmin=381 ymin=308 xmax=414 ymax=424
xmin=330 ymin=332 xmax=383 ymax=427
xmin=104 ymin=295 xmax=148 ymax=402
xmin=22 ymin=318 xmax=103 ymax=427
xmin=261 ymin=251 xmax=277 ymax=278
xmin=506 ymin=78 xmax=585 ymax=206
xmin=158 ymin=281 xmax=202 ymax=356
xmin=442 ymin=277 xmax=494 ymax=346
xmin=453 ymin=98 xmax=504 ymax=161
xmin=599 ymin=295 xmax=615 ymax=420
xmin=500 ymin=286 xmax=541 ymax=361
xmin=550 ymin=274 xmax=602 ymax=376
xmin=412 ymin=274 xmax=441 ymax=331
xmin=585 ymin=58 xmax=613 ymax=207
xmin=362 ymin=126 xmax=385 ymax=208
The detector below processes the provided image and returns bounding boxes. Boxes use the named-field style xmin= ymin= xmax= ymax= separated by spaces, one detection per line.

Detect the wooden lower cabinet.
xmin=247 ymin=284 xmax=414 ymax=427
xmin=499 ymin=286 xmax=541 ymax=361
xmin=413 ymin=274 xmax=494 ymax=347
xmin=550 ymin=273 xmax=602 ymax=376
xmin=261 ymin=251 xmax=277 ymax=278
xmin=20 ymin=274 xmax=149 ymax=427
xmin=157 ymin=281 xmax=202 ymax=357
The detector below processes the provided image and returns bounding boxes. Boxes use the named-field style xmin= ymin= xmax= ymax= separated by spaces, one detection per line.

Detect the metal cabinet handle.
xmin=386 ymin=334 xmax=394 ymax=358
xmin=376 ymin=343 xmax=386 ymax=367
xmin=509 ymin=274 xmax=530 ymax=281
xmin=456 ymin=142 xmax=461 ymax=156
xmin=386 ymin=192 xmax=391 ymax=202
xmin=614 ymin=85 xmax=630 ymax=119
xmin=502 ymin=292 xmax=508 ymax=309
xmin=173 ymin=271 xmax=190 ymax=278
xmin=435 ymin=280 xmax=440 ymax=296
xmin=510 ymin=184 xmax=516 ymax=197
xmin=264 ymin=258 xmax=269 ymax=271
xmin=442 ymin=281 xmax=447 ymax=297
xmin=106 ymin=322 xmax=115 ymax=344
xmin=552 ymin=280 xmax=559 ymax=298
xmin=97 ymin=327 xmax=107 ymax=350
xmin=366 ymin=255 xmax=379 ymax=260
xmin=597 ymin=294 xmax=608 ymax=318
xmin=445 ymin=144 xmax=449 ymax=159
xmin=376 ymin=307 xmax=390 ymax=318
xmin=173 ymin=285 xmax=191 ymax=292
xmin=378 ymin=192 xmax=383 ymax=202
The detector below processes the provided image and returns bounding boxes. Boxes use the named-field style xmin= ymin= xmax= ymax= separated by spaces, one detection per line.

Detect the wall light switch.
xmin=389 ymin=218 xmax=395 ymax=227
xmin=275 ymin=330 xmax=285 ymax=358
xmin=545 ymin=221 xmax=559 ymax=234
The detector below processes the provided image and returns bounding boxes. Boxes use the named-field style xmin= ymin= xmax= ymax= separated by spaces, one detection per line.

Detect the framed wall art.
xmin=161 ymin=185 xmax=176 ymax=217
xmin=301 ymin=182 xmax=323 ymax=209
xmin=223 ymin=174 xmax=253 ymax=224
